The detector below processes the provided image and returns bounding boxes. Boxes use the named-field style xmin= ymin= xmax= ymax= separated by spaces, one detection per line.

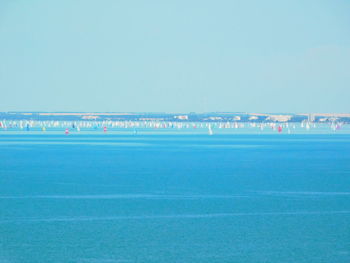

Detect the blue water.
xmin=0 ymin=133 xmax=350 ymax=263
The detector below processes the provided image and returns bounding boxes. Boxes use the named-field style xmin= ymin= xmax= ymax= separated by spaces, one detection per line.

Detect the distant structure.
xmin=82 ymin=115 xmax=99 ymax=120
xmin=174 ymin=115 xmax=188 ymax=120
xmin=266 ymin=115 xmax=292 ymax=122
xmin=308 ymin=114 xmax=316 ymax=122
xmin=248 ymin=116 xmax=259 ymax=121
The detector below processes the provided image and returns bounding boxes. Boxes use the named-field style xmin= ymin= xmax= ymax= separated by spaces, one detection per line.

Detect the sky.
xmin=0 ymin=0 xmax=349 ymax=113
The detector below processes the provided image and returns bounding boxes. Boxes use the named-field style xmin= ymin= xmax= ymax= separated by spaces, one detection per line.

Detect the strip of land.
xmin=1 ymin=112 xmax=349 ymax=123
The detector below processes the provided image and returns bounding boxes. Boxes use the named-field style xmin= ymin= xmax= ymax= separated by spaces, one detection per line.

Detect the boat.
xmin=306 ymin=123 xmax=310 ymax=130
xmin=208 ymin=125 xmax=213 ymax=135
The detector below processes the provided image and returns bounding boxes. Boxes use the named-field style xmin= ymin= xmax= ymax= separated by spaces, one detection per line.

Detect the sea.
xmin=0 ymin=128 xmax=350 ymax=263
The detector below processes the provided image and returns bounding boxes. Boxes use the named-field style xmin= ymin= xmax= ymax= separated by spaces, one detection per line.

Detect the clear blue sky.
xmin=0 ymin=0 xmax=349 ymax=113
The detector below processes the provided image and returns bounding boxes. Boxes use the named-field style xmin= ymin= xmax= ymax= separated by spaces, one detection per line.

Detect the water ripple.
xmin=1 ymin=211 xmax=349 ymax=224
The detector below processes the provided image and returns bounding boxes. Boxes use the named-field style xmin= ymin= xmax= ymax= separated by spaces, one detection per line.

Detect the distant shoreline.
xmin=1 ymin=112 xmax=349 ymax=123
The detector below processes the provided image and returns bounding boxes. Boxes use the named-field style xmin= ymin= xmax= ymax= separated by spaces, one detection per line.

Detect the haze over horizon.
xmin=1 ymin=0 xmax=349 ymax=113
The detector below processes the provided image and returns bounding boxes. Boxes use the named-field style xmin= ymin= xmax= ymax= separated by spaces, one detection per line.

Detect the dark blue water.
xmin=1 ymin=134 xmax=350 ymax=263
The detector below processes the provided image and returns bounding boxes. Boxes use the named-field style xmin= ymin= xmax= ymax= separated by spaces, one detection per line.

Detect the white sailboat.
xmin=208 ymin=125 xmax=213 ymax=135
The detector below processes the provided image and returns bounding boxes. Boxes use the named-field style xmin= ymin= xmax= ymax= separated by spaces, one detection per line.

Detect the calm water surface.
xmin=0 ymin=133 xmax=350 ymax=263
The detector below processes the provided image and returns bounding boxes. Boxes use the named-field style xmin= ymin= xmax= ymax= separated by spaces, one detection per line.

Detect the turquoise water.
xmin=0 ymin=133 xmax=350 ymax=263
